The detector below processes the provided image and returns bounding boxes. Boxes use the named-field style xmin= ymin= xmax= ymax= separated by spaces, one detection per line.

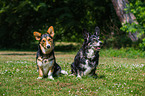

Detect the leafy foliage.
xmin=0 ymin=0 xmax=120 ymax=49
xmin=1 ymin=0 xmax=143 ymax=50
xmin=121 ymin=0 xmax=145 ymax=50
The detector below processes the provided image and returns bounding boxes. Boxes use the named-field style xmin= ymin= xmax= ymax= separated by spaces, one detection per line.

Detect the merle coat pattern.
xmin=71 ymin=27 xmax=102 ymax=78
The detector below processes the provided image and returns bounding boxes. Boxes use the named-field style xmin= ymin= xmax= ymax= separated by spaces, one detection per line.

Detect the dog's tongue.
xmin=97 ymin=47 xmax=100 ymax=50
xmin=94 ymin=47 xmax=100 ymax=50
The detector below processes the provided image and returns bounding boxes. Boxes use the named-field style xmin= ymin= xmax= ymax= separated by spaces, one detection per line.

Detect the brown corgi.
xmin=33 ymin=26 xmax=68 ymax=80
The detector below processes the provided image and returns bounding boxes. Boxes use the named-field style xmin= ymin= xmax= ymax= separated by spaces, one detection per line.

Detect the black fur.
xmin=71 ymin=27 xmax=102 ymax=77
xmin=36 ymin=46 xmax=61 ymax=77
xmin=36 ymin=33 xmax=61 ymax=77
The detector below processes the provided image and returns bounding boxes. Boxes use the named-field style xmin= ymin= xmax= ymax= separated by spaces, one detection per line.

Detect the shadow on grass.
xmin=97 ymin=75 xmax=105 ymax=79
xmin=91 ymin=74 xmax=105 ymax=79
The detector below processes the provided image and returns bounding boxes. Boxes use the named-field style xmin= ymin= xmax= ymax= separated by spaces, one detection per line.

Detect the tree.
xmin=120 ymin=0 xmax=145 ymax=50
xmin=1 ymin=0 xmax=133 ymax=49
xmin=0 ymin=0 xmax=114 ymax=49
xmin=111 ymin=0 xmax=139 ymax=42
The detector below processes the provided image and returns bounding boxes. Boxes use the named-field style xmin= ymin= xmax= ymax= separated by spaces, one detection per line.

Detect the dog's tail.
xmin=61 ymin=70 xmax=68 ymax=75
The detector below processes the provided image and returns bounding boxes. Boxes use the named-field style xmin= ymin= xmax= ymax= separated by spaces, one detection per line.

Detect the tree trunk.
xmin=111 ymin=0 xmax=138 ymax=41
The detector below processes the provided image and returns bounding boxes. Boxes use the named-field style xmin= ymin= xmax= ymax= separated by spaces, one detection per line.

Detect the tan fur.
xmin=33 ymin=32 xmax=41 ymax=40
xmin=47 ymin=26 xmax=54 ymax=38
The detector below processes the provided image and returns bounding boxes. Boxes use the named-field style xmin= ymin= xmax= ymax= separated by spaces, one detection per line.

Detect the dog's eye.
xmin=93 ymin=38 xmax=96 ymax=40
xmin=48 ymin=39 xmax=51 ymax=41
xmin=42 ymin=40 xmax=45 ymax=42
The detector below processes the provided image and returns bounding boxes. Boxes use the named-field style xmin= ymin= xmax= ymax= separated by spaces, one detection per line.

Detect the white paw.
xmin=37 ymin=77 xmax=43 ymax=80
xmin=69 ymin=74 xmax=75 ymax=76
xmin=48 ymin=76 xmax=54 ymax=80
xmin=61 ymin=70 xmax=68 ymax=75
xmin=77 ymin=75 xmax=82 ymax=79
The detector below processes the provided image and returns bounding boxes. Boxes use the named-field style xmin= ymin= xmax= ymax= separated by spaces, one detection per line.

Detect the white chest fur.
xmin=87 ymin=49 xmax=95 ymax=58
xmin=37 ymin=58 xmax=54 ymax=76
xmin=83 ymin=60 xmax=93 ymax=75
xmin=42 ymin=59 xmax=53 ymax=67
xmin=42 ymin=59 xmax=54 ymax=75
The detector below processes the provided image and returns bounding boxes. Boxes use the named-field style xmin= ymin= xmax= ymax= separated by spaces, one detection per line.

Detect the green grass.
xmin=0 ymin=49 xmax=145 ymax=96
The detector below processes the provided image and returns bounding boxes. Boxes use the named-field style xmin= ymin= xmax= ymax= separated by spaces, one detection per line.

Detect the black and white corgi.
xmin=71 ymin=27 xmax=102 ymax=78
xmin=33 ymin=26 xmax=68 ymax=80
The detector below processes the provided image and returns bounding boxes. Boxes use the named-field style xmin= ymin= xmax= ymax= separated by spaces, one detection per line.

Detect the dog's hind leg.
xmin=90 ymin=68 xmax=98 ymax=78
xmin=69 ymin=66 xmax=75 ymax=76
xmin=53 ymin=63 xmax=68 ymax=76
xmin=70 ymin=62 xmax=76 ymax=76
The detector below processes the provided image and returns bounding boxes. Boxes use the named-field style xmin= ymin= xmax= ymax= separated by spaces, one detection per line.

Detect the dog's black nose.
xmin=99 ymin=41 xmax=103 ymax=45
xmin=47 ymin=45 xmax=50 ymax=48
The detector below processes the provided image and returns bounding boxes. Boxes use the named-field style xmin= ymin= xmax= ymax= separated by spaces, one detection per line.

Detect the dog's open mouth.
xmin=93 ymin=46 xmax=101 ymax=51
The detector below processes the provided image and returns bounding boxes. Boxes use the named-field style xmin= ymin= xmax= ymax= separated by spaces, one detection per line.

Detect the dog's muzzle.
xmin=94 ymin=41 xmax=103 ymax=50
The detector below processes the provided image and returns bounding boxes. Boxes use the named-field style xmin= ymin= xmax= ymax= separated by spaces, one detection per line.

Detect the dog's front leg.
xmin=76 ymin=69 xmax=82 ymax=78
xmin=37 ymin=57 xmax=43 ymax=79
xmin=38 ymin=66 xmax=43 ymax=79
xmin=48 ymin=66 xmax=54 ymax=80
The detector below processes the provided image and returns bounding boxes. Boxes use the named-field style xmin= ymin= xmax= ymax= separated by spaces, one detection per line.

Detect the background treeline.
xmin=0 ymin=0 xmax=144 ymax=50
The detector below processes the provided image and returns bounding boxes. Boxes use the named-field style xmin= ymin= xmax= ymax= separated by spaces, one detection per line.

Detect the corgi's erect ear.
xmin=47 ymin=26 xmax=54 ymax=38
xmin=94 ymin=26 xmax=100 ymax=36
xmin=83 ymin=28 xmax=89 ymax=41
xmin=33 ymin=32 xmax=41 ymax=40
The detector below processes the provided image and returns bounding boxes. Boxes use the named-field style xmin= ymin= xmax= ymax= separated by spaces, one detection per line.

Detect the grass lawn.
xmin=0 ymin=50 xmax=144 ymax=96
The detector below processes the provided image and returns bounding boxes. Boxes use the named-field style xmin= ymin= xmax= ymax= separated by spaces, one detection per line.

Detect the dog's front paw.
xmin=48 ymin=76 xmax=54 ymax=80
xmin=61 ymin=70 xmax=68 ymax=75
xmin=76 ymin=75 xmax=82 ymax=79
xmin=69 ymin=74 xmax=75 ymax=76
xmin=37 ymin=77 xmax=43 ymax=80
